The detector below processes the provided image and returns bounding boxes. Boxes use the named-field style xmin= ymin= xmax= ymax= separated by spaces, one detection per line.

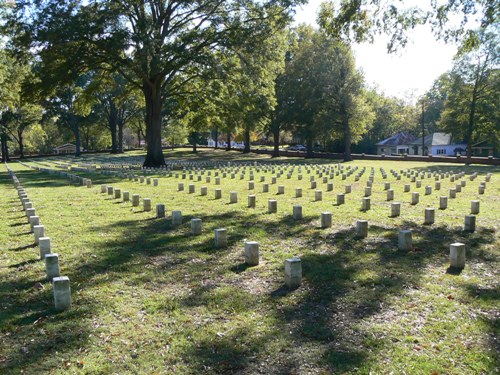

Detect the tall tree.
xmin=6 ymin=0 xmax=304 ymax=167
xmin=317 ymin=0 xmax=498 ymax=52
xmin=439 ymin=31 xmax=499 ymax=160
xmin=277 ymin=26 xmax=372 ymax=160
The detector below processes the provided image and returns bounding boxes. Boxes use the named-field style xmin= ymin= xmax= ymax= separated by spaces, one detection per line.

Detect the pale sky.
xmin=293 ymin=0 xmax=459 ymax=101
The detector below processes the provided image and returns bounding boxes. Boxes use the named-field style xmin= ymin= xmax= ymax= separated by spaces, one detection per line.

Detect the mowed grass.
xmin=1 ymin=149 xmax=498 ymax=374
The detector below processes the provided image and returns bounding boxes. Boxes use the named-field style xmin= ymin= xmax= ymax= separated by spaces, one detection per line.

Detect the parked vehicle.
xmin=288 ymin=145 xmax=306 ymax=152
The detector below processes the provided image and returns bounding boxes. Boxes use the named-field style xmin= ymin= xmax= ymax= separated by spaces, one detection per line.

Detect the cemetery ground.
xmin=1 ymin=149 xmax=499 ymax=374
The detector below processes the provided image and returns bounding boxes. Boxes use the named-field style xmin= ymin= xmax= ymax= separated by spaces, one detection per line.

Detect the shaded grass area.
xmin=1 ymin=155 xmax=499 ymax=374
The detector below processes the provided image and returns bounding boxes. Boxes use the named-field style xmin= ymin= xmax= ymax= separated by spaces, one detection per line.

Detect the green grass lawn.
xmin=1 ymin=149 xmax=498 ymax=374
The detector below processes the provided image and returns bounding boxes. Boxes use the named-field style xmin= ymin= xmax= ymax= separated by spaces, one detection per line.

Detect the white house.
xmin=408 ymin=133 xmax=452 ymax=156
xmin=375 ymin=132 xmax=417 ymax=155
xmin=431 ymin=143 xmax=467 ymax=156
xmin=53 ymin=143 xmax=77 ymax=155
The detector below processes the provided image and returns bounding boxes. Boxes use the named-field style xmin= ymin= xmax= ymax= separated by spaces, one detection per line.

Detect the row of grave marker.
xmin=4 ymin=163 xmax=70 ymax=311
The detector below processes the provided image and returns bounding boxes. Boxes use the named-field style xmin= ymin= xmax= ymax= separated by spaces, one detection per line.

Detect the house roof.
xmin=409 ymin=133 xmax=452 ymax=146
xmin=53 ymin=143 xmax=76 ymax=150
xmin=376 ymin=132 xmax=417 ymax=146
xmin=472 ymin=140 xmax=495 ymax=148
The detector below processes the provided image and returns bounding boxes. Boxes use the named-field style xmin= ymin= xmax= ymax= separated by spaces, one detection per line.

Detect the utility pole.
xmin=421 ymin=98 xmax=425 ymax=156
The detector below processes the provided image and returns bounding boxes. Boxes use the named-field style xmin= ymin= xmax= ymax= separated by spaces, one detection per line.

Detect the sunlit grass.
xmin=1 ymin=149 xmax=498 ymax=374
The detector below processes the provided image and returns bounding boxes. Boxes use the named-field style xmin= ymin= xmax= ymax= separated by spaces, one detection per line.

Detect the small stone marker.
xmin=201 ymin=186 xmax=208 ymax=196
xmin=311 ymin=181 xmax=317 ymax=189
xmin=188 ymin=184 xmax=195 ymax=194
xmin=315 ymin=190 xmax=323 ymax=201
xmin=249 ymin=181 xmax=255 ymax=190
xmin=284 ymin=257 xmax=302 ymax=288
xmin=464 ymin=215 xmax=476 ymax=232
xmin=123 ymin=191 xmax=130 ymax=202
xmin=107 ymin=186 xmax=114 ymax=195
xmin=153 ymin=178 xmax=159 ymax=186
xmin=345 ymin=185 xmax=352 ymax=194
xmin=398 ymin=230 xmax=412 ymax=251
xmin=53 ymin=276 xmax=71 ymax=311
xmin=391 ymin=202 xmax=401 ymax=217
xmin=364 ymin=187 xmax=371 ymax=197
xmin=449 ymin=188 xmax=456 ymax=199
xmin=387 ymin=189 xmax=394 ymax=201
xmin=293 ymin=205 xmax=302 ymax=220
xmin=449 ymin=242 xmax=466 ymax=269
xmin=45 ymin=253 xmax=60 ymax=280
xmin=262 ymin=183 xmax=269 ymax=193
xmin=337 ymin=193 xmax=345 ymax=205
xmin=268 ymin=199 xmax=277 ymax=213
xmin=244 ymin=241 xmax=259 ymax=266
xmin=362 ymin=197 xmax=371 ymax=211
xmin=356 ymin=220 xmax=368 ymax=238
xmin=132 ymin=194 xmax=140 ymax=207
xmin=230 ymin=191 xmax=238 ymax=204
xmin=439 ymin=196 xmax=448 ymax=210
xmin=33 ymin=225 xmax=45 ymax=244
xmin=29 ymin=215 xmax=40 ymax=230
xmin=26 ymin=208 xmax=35 ymax=221
xmin=215 ymin=189 xmax=222 ymax=199
xmin=471 ymin=200 xmax=480 ymax=214
xmin=156 ymin=204 xmax=165 ymax=218
xmin=424 ymin=208 xmax=435 ymax=225
xmin=425 ymin=186 xmax=432 ymax=195
xmin=214 ymin=228 xmax=227 ymax=248
xmin=248 ymin=195 xmax=256 ymax=208
xmin=172 ymin=210 xmax=182 ymax=225
xmin=178 ymin=182 xmax=184 ymax=191
xmin=191 ymin=218 xmax=202 ymax=235
xmin=114 ymin=188 xmax=121 ymax=199
xmin=435 ymin=181 xmax=441 ymax=190
xmin=411 ymin=192 xmax=419 ymax=205
xmin=143 ymin=198 xmax=152 ymax=211
xmin=295 ymin=187 xmax=302 ymax=198
xmin=278 ymin=185 xmax=285 ymax=194
xmin=404 ymin=184 xmax=410 ymax=193
xmin=321 ymin=212 xmax=332 ymax=228
xmin=39 ymin=237 xmax=51 ymax=259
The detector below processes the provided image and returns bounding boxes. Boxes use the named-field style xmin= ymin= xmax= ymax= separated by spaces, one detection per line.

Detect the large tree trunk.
xmin=306 ymin=136 xmax=313 ymax=158
xmin=143 ymin=78 xmax=166 ymax=167
xmin=17 ymin=129 xmax=24 ymax=158
xmin=272 ymin=123 xmax=280 ymax=157
xmin=108 ymin=100 xmax=118 ymax=154
xmin=117 ymin=120 xmax=124 ymax=153
xmin=226 ymin=131 xmax=231 ymax=151
xmin=466 ymin=87 xmax=478 ymax=162
xmin=191 ymin=131 xmax=198 ymax=153
xmin=342 ymin=104 xmax=352 ymax=162
xmin=71 ymin=114 xmax=81 ymax=157
xmin=1 ymin=131 xmax=9 ymax=162
xmin=214 ymin=127 xmax=218 ymax=149
xmin=243 ymin=128 xmax=250 ymax=153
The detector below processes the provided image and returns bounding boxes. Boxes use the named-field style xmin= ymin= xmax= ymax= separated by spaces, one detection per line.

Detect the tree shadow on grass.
xmin=262 ymin=222 xmax=497 ymax=373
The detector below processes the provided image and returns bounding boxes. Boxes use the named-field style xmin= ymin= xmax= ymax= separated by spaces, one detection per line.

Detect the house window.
xmin=436 ymin=149 xmax=446 ymax=155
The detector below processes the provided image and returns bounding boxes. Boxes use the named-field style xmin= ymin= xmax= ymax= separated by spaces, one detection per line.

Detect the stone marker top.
xmin=286 ymin=257 xmax=301 ymax=263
